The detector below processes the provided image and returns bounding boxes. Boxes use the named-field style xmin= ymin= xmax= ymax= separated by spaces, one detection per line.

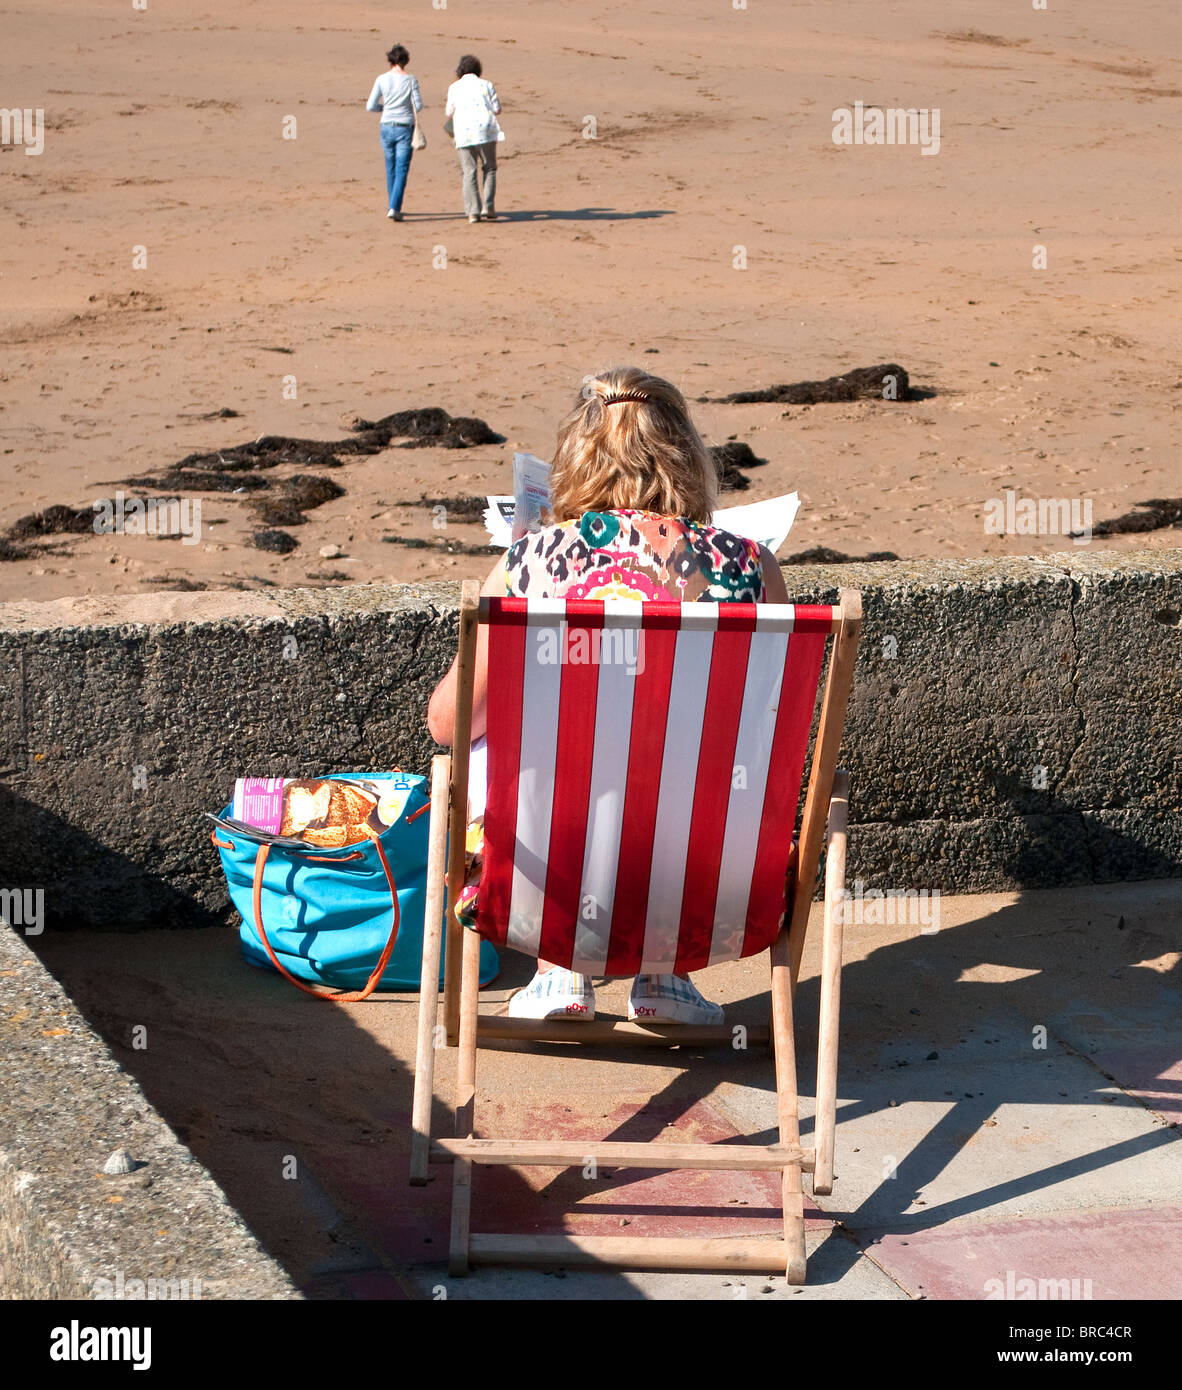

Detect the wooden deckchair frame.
xmin=410 ymin=581 xmax=861 ymax=1281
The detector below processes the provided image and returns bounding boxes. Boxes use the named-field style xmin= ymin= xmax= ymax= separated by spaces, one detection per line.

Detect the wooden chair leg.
xmin=410 ymin=756 xmax=451 ymax=1186
xmin=448 ymin=925 xmax=483 ymax=1275
xmin=443 ymin=914 xmax=463 ymax=1048
xmin=444 ymin=579 xmax=481 ymax=1045
xmin=770 ymin=930 xmax=808 ymax=1284
xmin=814 ymin=771 xmax=849 ymax=1196
xmin=787 ymin=589 xmax=861 ymax=987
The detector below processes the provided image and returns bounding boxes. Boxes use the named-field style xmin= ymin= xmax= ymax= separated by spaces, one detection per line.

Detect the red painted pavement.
xmin=338 ymin=1096 xmax=830 ymax=1268
xmin=864 ymin=1207 xmax=1182 ymax=1300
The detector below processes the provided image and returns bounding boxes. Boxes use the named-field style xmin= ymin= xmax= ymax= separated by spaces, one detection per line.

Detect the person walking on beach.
xmin=366 ymin=43 xmax=423 ymax=222
xmin=445 ymin=55 xmax=502 ymax=223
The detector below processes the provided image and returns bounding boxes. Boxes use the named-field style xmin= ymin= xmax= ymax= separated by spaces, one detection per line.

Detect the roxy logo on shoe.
xmin=565 ymin=1002 xmax=589 ymax=1014
xmin=633 ymin=1005 xmax=658 ymax=1017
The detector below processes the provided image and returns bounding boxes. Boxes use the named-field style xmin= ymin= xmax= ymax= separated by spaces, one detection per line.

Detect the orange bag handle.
xmin=247 ymin=826 xmax=401 ymax=1002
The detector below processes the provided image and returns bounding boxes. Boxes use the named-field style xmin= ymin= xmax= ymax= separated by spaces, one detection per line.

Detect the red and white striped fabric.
xmin=478 ymin=598 xmax=832 ymax=976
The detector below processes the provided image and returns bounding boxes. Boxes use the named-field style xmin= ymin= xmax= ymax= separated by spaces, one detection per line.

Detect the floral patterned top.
xmin=504 ymin=509 xmax=766 ymax=603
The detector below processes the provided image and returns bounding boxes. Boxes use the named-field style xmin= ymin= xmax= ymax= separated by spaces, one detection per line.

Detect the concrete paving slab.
xmin=1090 ymin=1047 xmax=1182 ymax=1126
xmin=716 ymin=1027 xmax=1181 ymax=1231
xmin=302 ymin=1269 xmax=412 ymax=1300
xmin=29 ymin=879 xmax=1182 ymax=1300
xmin=864 ymin=1207 xmax=1182 ymax=1301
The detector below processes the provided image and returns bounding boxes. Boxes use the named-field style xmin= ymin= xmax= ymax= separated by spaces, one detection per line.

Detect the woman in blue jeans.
xmin=366 ymin=43 xmax=422 ymax=221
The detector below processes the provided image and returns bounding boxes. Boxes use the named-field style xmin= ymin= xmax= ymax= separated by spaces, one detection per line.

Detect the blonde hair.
xmin=549 ymin=366 xmax=717 ymax=524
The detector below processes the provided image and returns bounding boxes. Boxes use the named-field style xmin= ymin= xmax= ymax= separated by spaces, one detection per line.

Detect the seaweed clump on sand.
xmin=250 ymin=474 xmax=346 ymax=527
xmin=383 ymin=534 xmax=501 ymax=556
xmin=417 ymin=494 xmax=489 ymax=521
xmin=2 ymin=497 xmax=197 ymax=558
xmin=350 ymin=409 xmax=503 ymax=450
xmin=1092 ymin=499 xmax=1182 ymax=537
xmin=2 ymin=407 xmax=504 ymax=563
xmin=0 ymin=536 xmax=34 ymax=561
xmin=782 ymin=546 xmax=901 ymax=565
xmin=151 ymin=407 xmax=503 ymax=479
xmin=702 ymin=364 xmax=913 ymax=405
xmin=122 ymin=470 xmax=272 ymax=494
xmin=709 ymin=441 xmax=767 ymax=492
xmin=252 ymin=529 xmax=300 ymax=555
xmin=8 ymin=503 xmax=100 ymax=539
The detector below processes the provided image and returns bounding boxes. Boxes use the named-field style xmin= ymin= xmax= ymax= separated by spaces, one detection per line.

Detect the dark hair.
xmin=456 ymin=54 xmax=482 ymax=78
xmin=386 ymin=44 xmax=409 ymax=67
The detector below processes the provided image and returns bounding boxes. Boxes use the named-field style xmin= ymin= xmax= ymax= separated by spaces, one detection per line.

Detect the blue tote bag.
xmin=211 ymin=771 xmax=498 ymax=999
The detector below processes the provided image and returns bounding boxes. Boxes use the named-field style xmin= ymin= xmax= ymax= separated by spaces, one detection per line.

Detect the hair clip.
xmin=602 ymin=392 xmax=649 ymax=405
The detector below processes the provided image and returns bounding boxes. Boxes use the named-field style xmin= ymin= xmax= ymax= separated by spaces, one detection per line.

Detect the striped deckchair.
xmin=410 ymin=581 xmax=861 ymax=1281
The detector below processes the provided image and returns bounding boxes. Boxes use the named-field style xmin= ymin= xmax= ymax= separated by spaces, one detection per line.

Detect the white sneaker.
xmin=628 ymin=974 xmax=724 ymax=1026
xmin=387 ymin=209 xmax=396 ymax=219
xmin=508 ymin=967 xmax=595 ymax=1020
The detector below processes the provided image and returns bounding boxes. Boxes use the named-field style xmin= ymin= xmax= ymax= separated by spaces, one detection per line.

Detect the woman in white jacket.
xmin=445 ymin=55 xmax=502 ymax=223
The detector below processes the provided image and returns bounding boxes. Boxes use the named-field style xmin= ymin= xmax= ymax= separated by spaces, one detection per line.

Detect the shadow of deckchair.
xmin=507 ymin=808 xmax=1180 ymax=1286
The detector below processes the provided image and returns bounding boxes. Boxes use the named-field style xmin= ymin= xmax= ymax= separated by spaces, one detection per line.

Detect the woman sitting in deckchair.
xmin=427 ymin=366 xmax=790 ymax=1024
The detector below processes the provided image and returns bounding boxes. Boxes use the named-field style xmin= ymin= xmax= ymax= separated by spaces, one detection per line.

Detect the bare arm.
xmin=426 ymin=554 xmax=507 ymax=746
xmin=759 ymin=546 xmax=790 ymax=603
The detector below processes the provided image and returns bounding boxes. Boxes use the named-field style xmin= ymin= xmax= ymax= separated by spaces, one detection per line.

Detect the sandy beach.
xmin=2 ymin=0 xmax=1179 ymax=601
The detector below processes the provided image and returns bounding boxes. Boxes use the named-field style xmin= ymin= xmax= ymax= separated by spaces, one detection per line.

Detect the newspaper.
xmin=483 ymin=452 xmax=799 ymax=554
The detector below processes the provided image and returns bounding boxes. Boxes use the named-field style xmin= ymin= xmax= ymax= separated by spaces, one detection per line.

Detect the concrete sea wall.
xmin=0 ymin=926 xmax=297 ymax=1299
xmin=0 ymin=550 xmax=1179 ymax=931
